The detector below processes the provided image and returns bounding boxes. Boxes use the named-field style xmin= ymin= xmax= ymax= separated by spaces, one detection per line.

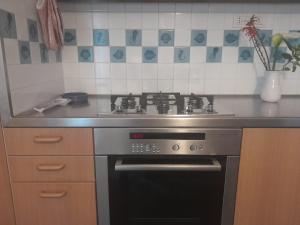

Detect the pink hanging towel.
xmin=36 ymin=0 xmax=64 ymax=50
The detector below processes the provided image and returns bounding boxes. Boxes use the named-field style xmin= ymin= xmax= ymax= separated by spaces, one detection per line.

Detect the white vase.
xmin=260 ymin=71 xmax=283 ymax=102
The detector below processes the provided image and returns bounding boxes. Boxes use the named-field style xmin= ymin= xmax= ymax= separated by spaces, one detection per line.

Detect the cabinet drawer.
xmin=9 ymin=156 xmax=95 ymax=182
xmin=13 ymin=183 xmax=97 ymax=225
xmin=4 ymin=128 xmax=93 ymax=156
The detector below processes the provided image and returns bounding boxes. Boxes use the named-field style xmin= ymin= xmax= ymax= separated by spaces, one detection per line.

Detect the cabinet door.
xmin=13 ymin=183 xmax=97 ymax=225
xmin=234 ymin=128 xmax=300 ymax=225
xmin=0 ymin=121 xmax=15 ymax=225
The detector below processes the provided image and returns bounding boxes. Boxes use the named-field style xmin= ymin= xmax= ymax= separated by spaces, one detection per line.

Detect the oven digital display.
xmin=129 ymin=133 xmax=205 ymax=140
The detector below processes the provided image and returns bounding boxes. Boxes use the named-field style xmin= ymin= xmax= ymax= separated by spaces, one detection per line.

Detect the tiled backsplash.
xmin=0 ymin=0 xmax=64 ymax=115
xmin=61 ymin=3 xmax=300 ymax=95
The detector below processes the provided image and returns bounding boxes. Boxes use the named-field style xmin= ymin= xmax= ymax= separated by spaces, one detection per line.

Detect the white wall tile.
xmin=190 ymin=64 xmax=206 ymax=79
xmin=62 ymin=46 xmax=78 ymax=63
xmin=191 ymin=13 xmax=208 ymax=29
xmin=62 ymin=12 xmax=77 ymax=28
xmin=108 ymin=13 xmax=126 ymax=28
xmin=190 ymin=47 xmax=206 ymax=63
xmin=142 ymin=64 xmax=158 ymax=79
xmin=158 ymin=47 xmax=174 ymax=63
xmin=142 ymin=79 xmax=157 ymax=92
xmin=174 ymin=30 xmax=191 ymax=46
xmin=126 ymin=64 xmax=142 ymax=79
xmin=93 ymin=12 xmax=108 ymax=29
xmin=109 ymin=29 xmax=125 ymax=46
xmin=94 ymin=47 xmax=110 ymax=63
xmin=174 ymin=64 xmax=189 ymax=80
xmin=76 ymin=13 xmax=93 ymax=28
xmin=96 ymin=79 xmax=111 ymax=94
xmin=142 ymin=30 xmax=158 ymax=46
xmin=77 ymin=28 xmax=93 ymax=46
xmin=127 ymin=79 xmax=142 ymax=93
xmin=173 ymin=79 xmax=189 ymax=94
xmin=79 ymin=63 xmax=95 ymax=77
xmin=126 ymin=47 xmax=142 ymax=63
xmin=207 ymin=30 xmax=224 ymax=46
xmin=126 ymin=13 xmax=142 ymax=29
xmin=222 ymin=47 xmax=238 ymax=63
xmin=142 ymin=13 xmax=159 ymax=29
xmin=158 ymin=64 xmax=174 ymax=79
xmin=63 ymin=63 xmax=80 ymax=76
xmin=175 ymin=13 xmax=191 ymax=29
xmin=110 ymin=64 xmax=126 ymax=79
xmin=112 ymin=79 xmax=127 ymax=94
xmin=95 ymin=63 xmax=110 ymax=78
xmin=189 ymin=79 xmax=204 ymax=94
xmin=159 ymin=13 xmax=175 ymax=29
xmin=158 ymin=80 xmax=173 ymax=92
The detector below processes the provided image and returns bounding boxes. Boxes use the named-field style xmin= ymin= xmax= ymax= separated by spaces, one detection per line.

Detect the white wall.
xmin=0 ymin=0 xmax=64 ymax=115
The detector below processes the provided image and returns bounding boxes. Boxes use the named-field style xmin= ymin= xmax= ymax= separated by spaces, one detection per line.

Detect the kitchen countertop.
xmin=5 ymin=95 xmax=300 ymax=128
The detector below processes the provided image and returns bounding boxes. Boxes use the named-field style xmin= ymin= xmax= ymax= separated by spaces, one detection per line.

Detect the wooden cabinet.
xmin=0 ymin=122 xmax=15 ymax=225
xmin=13 ymin=183 xmax=97 ymax=225
xmin=234 ymin=129 xmax=300 ymax=225
xmin=5 ymin=128 xmax=93 ymax=155
xmin=4 ymin=128 xmax=97 ymax=225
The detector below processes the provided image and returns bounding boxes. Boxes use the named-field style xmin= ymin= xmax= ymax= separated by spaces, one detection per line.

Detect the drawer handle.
xmin=33 ymin=136 xmax=63 ymax=144
xmin=36 ymin=164 xmax=66 ymax=171
xmin=40 ymin=191 xmax=67 ymax=198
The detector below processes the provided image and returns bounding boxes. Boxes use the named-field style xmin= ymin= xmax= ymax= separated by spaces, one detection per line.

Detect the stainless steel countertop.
xmin=5 ymin=95 xmax=300 ymax=128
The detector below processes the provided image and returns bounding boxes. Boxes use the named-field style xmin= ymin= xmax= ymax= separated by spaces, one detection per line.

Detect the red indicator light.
xmin=131 ymin=133 xmax=145 ymax=139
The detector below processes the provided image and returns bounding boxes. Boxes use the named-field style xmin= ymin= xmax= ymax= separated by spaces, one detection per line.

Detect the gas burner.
xmin=181 ymin=94 xmax=215 ymax=114
xmin=121 ymin=93 xmax=136 ymax=109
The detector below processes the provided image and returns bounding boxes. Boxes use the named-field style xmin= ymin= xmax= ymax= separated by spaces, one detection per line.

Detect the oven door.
xmin=107 ymin=156 xmax=227 ymax=225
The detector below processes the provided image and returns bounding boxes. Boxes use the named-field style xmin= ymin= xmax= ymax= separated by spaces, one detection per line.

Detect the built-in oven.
xmin=94 ymin=128 xmax=242 ymax=225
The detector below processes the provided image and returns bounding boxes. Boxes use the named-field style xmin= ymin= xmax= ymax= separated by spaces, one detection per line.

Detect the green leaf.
xmin=283 ymin=38 xmax=294 ymax=51
xmin=283 ymin=67 xmax=291 ymax=71
xmin=292 ymin=64 xmax=297 ymax=72
xmin=281 ymin=53 xmax=293 ymax=60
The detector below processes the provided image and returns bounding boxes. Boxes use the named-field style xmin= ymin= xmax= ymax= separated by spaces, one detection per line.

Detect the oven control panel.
xmin=128 ymin=142 xmax=205 ymax=154
xmin=94 ymin=128 xmax=242 ymax=156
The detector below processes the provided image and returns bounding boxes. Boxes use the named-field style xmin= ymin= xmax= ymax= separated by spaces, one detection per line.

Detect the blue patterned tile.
xmin=126 ymin=30 xmax=142 ymax=46
xmin=238 ymin=47 xmax=254 ymax=63
xmin=64 ymin=29 xmax=77 ymax=46
xmin=40 ymin=44 xmax=49 ymax=64
xmin=174 ymin=47 xmax=190 ymax=63
xmin=206 ymin=47 xmax=222 ymax=63
xmin=18 ymin=41 xmax=31 ymax=64
xmin=271 ymin=47 xmax=287 ymax=64
xmin=143 ymin=47 xmax=157 ymax=63
xmin=159 ymin=30 xmax=174 ymax=46
xmin=287 ymin=30 xmax=300 ymax=47
xmin=28 ymin=19 xmax=38 ymax=42
xmin=78 ymin=46 xmax=94 ymax=63
xmin=93 ymin=29 xmax=109 ymax=46
xmin=191 ymin=30 xmax=207 ymax=46
xmin=0 ymin=9 xmax=17 ymax=39
xmin=224 ymin=30 xmax=239 ymax=47
xmin=258 ymin=30 xmax=272 ymax=46
xmin=110 ymin=47 xmax=126 ymax=63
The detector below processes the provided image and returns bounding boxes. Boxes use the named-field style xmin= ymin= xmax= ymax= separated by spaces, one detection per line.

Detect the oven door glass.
xmin=108 ymin=156 xmax=226 ymax=225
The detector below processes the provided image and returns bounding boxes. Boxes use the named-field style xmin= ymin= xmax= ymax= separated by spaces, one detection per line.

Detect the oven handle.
xmin=114 ymin=159 xmax=222 ymax=172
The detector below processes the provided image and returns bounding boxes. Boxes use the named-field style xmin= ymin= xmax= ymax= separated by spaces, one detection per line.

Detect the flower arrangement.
xmin=242 ymin=15 xmax=300 ymax=72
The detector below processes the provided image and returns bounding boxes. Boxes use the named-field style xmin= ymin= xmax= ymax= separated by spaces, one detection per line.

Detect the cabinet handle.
xmin=39 ymin=191 xmax=67 ymax=198
xmin=36 ymin=164 xmax=66 ymax=171
xmin=33 ymin=136 xmax=63 ymax=144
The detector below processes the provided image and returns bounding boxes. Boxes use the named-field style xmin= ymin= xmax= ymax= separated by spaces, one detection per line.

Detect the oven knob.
xmin=190 ymin=144 xmax=197 ymax=151
xmin=172 ymin=144 xmax=180 ymax=151
xmin=198 ymin=144 xmax=204 ymax=150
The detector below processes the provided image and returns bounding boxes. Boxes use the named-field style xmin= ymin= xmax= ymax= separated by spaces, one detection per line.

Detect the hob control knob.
xmin=190 ymin=145 xmax=197 ymax=151
xmin=172 ymin=144 xmax=180 ymax=151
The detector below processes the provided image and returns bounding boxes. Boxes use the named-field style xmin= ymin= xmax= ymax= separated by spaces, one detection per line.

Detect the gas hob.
xmin=97 ymin=92 xmax=234 ymax=117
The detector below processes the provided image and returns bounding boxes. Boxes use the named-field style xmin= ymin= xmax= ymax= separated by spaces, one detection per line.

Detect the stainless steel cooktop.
xmin=98 ymin=92 xmax=234 ymax=117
